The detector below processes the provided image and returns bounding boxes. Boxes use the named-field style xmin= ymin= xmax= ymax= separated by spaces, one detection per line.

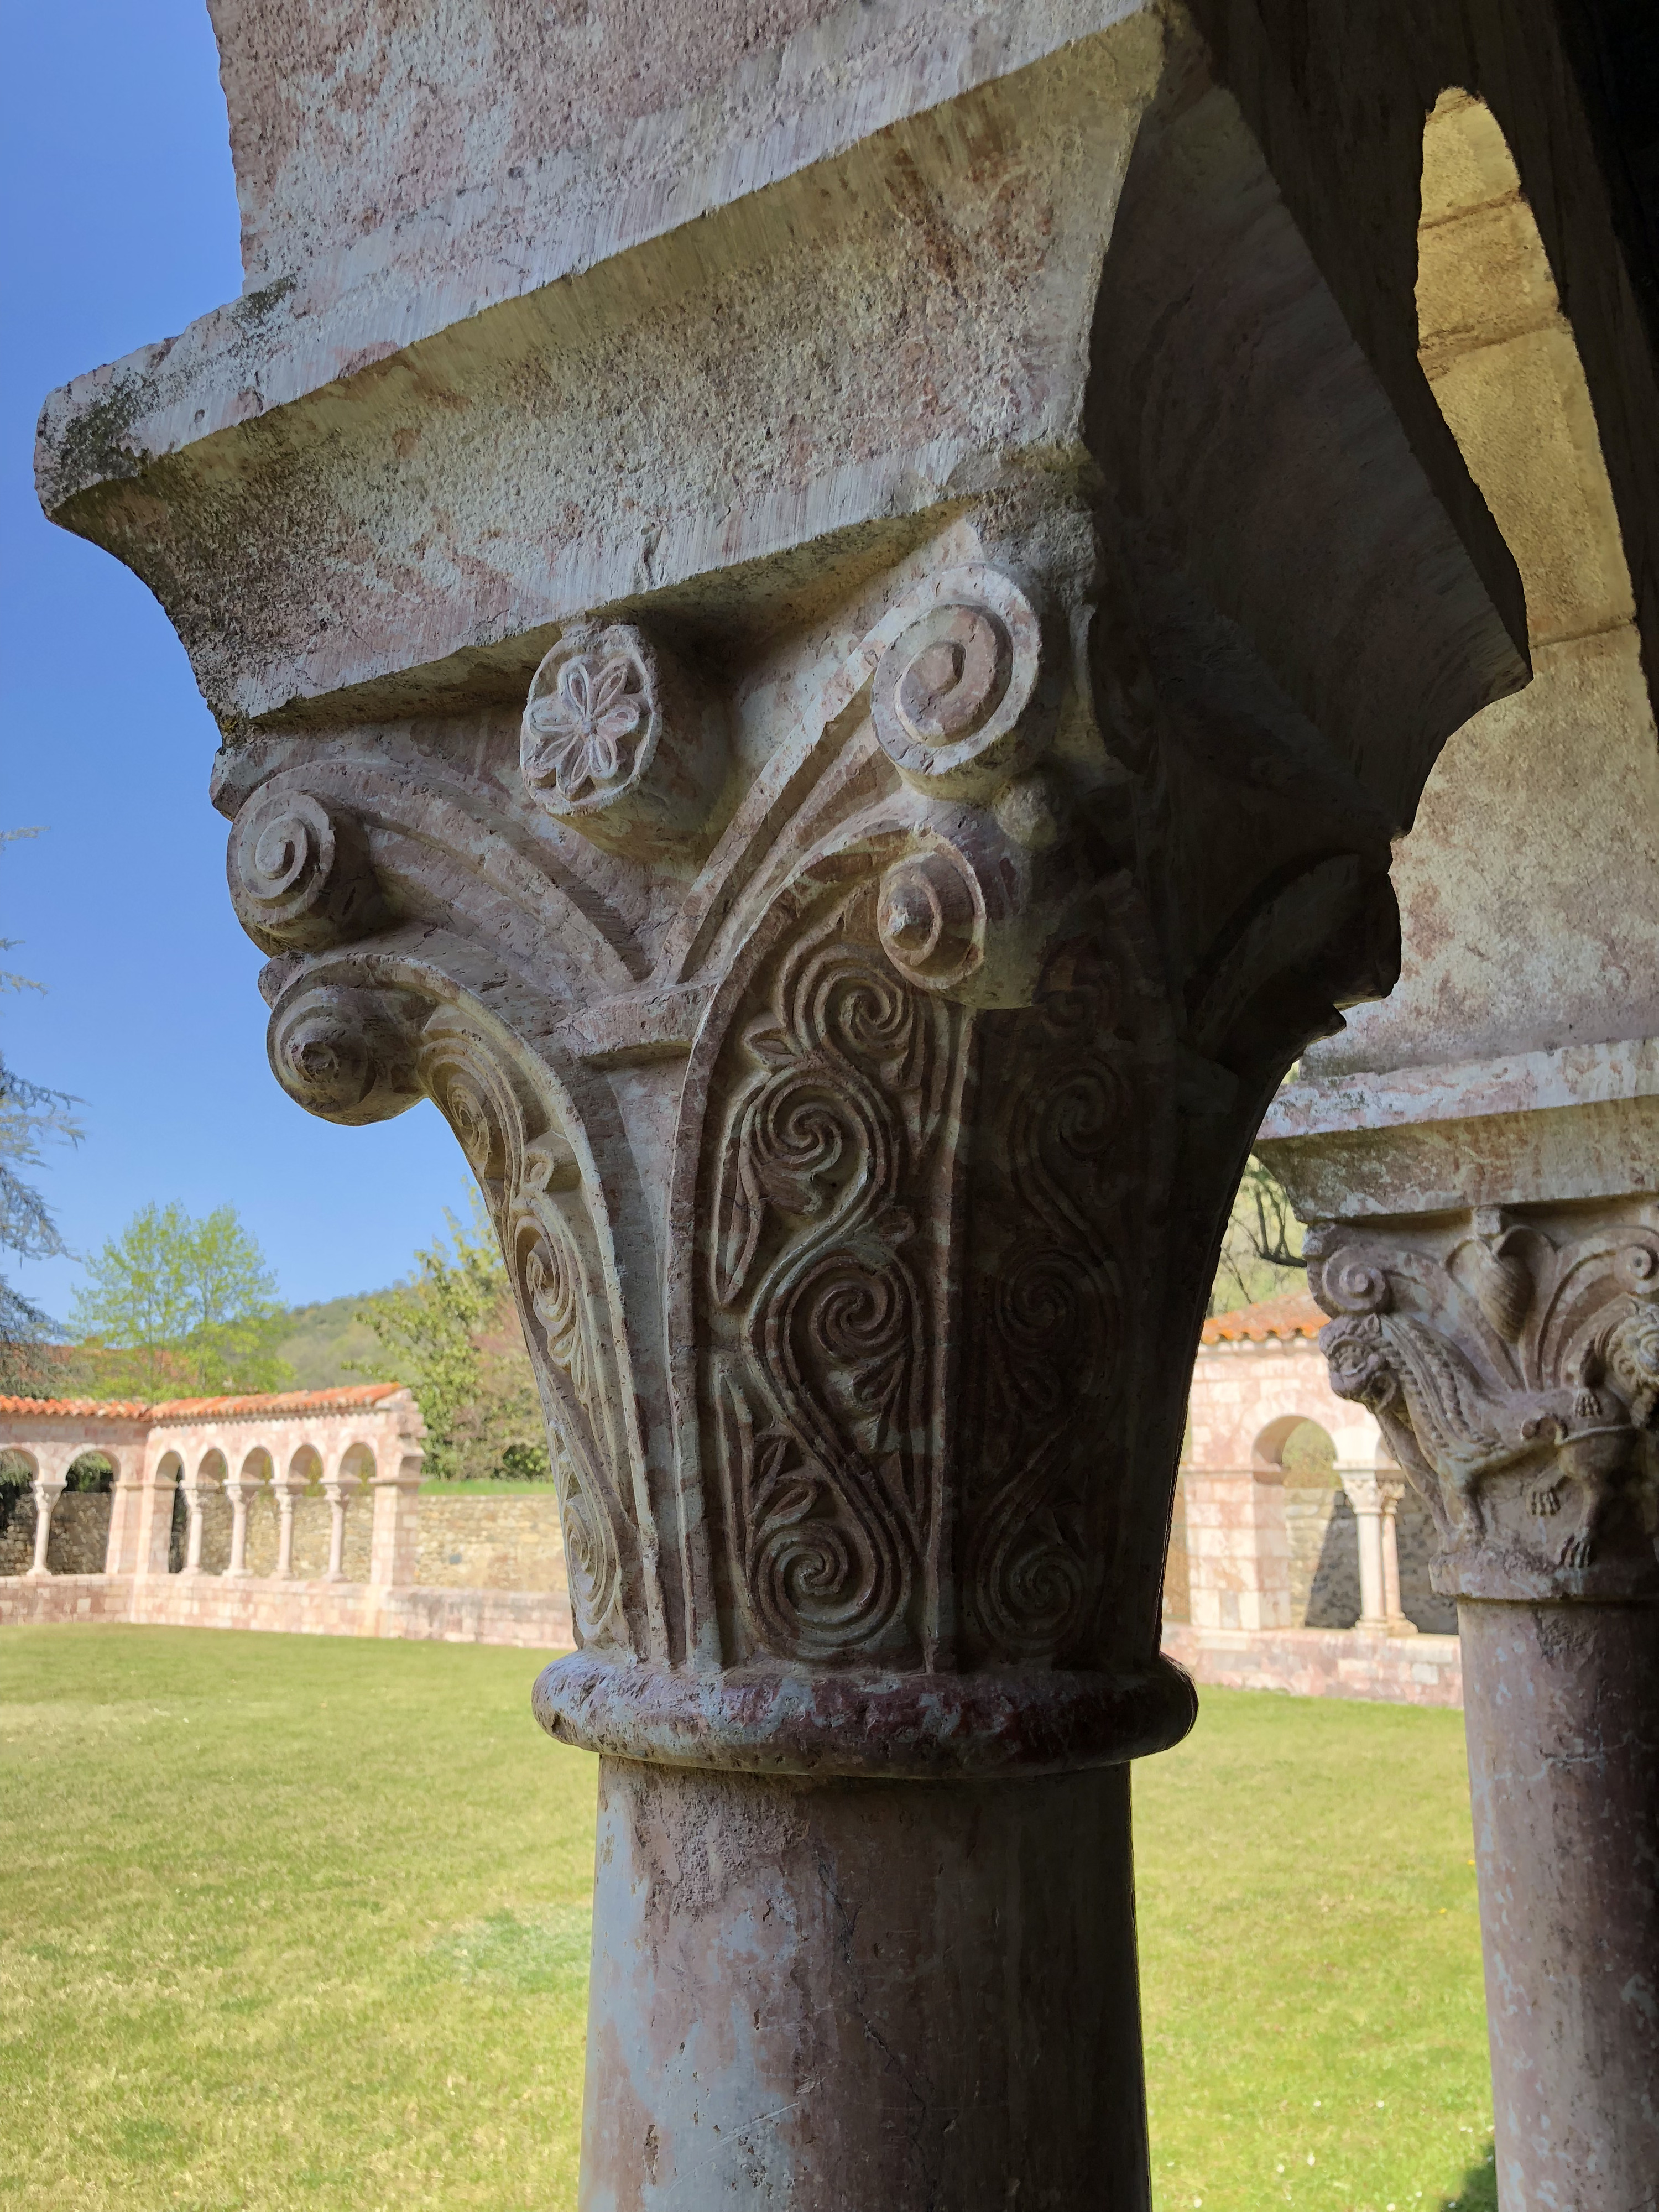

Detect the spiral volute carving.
xmin=876 ymin=848 xmax=982 ymax=992
xmin=267 ymin=985 xmax=423 ymax=1128
xmin=228 ymin=789 xmax=386 ymax=954
xmin=870 ymin=568 xmax=1043 ymax=797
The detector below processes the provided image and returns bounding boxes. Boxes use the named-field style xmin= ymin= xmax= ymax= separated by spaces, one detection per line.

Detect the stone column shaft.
xmin=1460 ymin=1599 xmax=1659 ymax=2203
xmin=581 ymin=1760 xmax=1148 ymax=2210
xmin=181 ymin=1481 xmax=208 ymax=1574
xmin=24 ymin=1471 xmax=66 ymax=1578
xmin=321 ymin=1469 xmax=359 ymax=1582
xmin=1376 ymin=1481 xmax=1413 ymax=1632
xmin=35 ymin=12 xmax=1535 ymax=2200
xmin=101 ymin=1463 xmax=144 ymax=1575
xmin=223 ymin=1474 xmax=257 ymax=1577
xmin=1292 ymin=1199 xmax=1659 ymax=2205
xmin=273 ymin=1477 xmax=302 ymax=1578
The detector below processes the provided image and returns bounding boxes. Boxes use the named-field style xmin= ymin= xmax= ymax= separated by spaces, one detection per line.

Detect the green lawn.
xmin=0 ymin=1627 xmax=1495 ymax=2211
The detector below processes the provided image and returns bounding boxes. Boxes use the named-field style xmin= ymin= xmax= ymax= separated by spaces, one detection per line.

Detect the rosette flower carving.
xmin=523 ymin=646 xmax=648 ymax=804
xmin=520 ymin=620 xmax=727 ymax=861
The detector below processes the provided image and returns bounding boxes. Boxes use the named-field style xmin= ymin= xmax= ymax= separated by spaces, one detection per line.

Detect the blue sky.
xmin=1 ymin=1 xmax=468 ymax=1319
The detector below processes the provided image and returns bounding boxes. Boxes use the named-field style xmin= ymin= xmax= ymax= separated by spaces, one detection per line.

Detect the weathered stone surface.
xmin=38 ymin=0 xmax=1659 ymax=2200
xmin=1257 ymin=83 xmax=1659 ymax=2194
xmin=581 ymin=1758 xmax=1149 ymax=2211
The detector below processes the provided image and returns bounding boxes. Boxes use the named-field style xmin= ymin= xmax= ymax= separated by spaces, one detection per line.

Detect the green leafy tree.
xmin=358 ymin=1197 xmax=549 ymax=1483
xmin=1 ymin=828 xmax=82 ymax=1393
xmin=1208 ymin=1154 xmax=1306 ymax=1317
xmin=70 ymin=1203 xmax=292 ymax=1399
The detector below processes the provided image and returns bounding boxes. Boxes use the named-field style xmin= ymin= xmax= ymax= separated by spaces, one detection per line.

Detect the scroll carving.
xmin=869 ymin=566 xmax=1045 ymax=799
xmin=959 ymin=932 xmax=1136 ymax=1666
xmin=417 ymin=1011 xmax=640 ymax=1653
xmin=705 ymin=884 xmax=967 ymax=1666
xmin=224 ymin=495 xmax=1415 ymax=1773
xmin=267 ymin=982 xmax=424 ymax=1126
xmin=228 ymin=787 xmax=387 ymax=953
xmin=1311 ymin=1210 xmax=1659 ymax=1600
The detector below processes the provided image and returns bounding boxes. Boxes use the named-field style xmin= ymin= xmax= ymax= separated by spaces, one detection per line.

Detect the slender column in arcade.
xmin=34 ymin=12 xmax=1528 ymax=2202
xmin=24 ymin=1460 xmax=66 ymax=1579
xmin=1338 ymin=1466 xmax=1390 ymax=1630
xmin=223 ymin=1467 xmax=258 ymax=1577
xmin=321 ymin=1464 xmax=359 ymax=1583
xmin=1300 ymin=1200 xmax=1659 ymax=2203
xmin=273 ymin=1473 xmax=302 ymax=1580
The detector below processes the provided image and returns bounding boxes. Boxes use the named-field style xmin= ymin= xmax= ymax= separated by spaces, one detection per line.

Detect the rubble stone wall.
xmin=415 ymin=1491 xmax=567 ymax=1594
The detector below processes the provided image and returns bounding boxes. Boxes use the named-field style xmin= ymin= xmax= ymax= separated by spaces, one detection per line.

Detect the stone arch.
xmin=45 ymin=1452 xmax=118 ymax=1576
xmin=330 ymin=1440 xmax=377 ymax=1582
xmin=158 ymin=1451 xmax=187 ymax=1574
xmin=285 ymin=1443 xmax=327 ymax=1577
xmin=191 ymin=1449 xmax=233 ymax=1575
xmin=1417 ymin=90 xmax=1633 ymax=646
xmin=1319 ymin=87 xmax=1657 ymax=1078
xmin=1248 ymin=1413 xmax=1353 ymax=1630
xmin=0 ymin=1449 xmax=41 ymax=1577
xmin=236 ymin=1445 xmax=274 ymax=1571
xmin=1249 ymin=1413 xmax=1334 ymax=1481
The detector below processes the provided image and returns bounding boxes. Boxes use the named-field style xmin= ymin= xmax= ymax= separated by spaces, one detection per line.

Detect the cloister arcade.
xmin=0 ymin=1386 xmax=424 ymax=1588
xmin=1184 ymin=1291 xmax=1425 ymax=1640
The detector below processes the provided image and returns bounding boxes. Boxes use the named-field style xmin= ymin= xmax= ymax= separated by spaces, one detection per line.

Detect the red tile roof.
xmin=0 ymin=1384 xmax=408 ymax=1423
xmin=1200 ymin=1291 xmax=1325 ymax=1344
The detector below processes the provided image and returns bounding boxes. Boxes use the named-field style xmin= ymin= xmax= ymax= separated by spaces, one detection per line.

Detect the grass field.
xmin=0 ymin=1626 xmax=1496 ymax=2211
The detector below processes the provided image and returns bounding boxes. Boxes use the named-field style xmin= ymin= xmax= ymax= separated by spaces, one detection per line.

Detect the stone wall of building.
xmin=0 ymin=1487 xmax=113 ymax=1575
xmin=1164 ymin=1623 xmax=1464 ymax=1708
xmin=45 ymin=1492 xmax=112 ymax=1575
xmin=0 ymin=1485 xmax=36 ymax=1577
xmin=1286 ymin=1481 xmax=1359 ymax=1626
xmin=415 ymin=1491 xmax=566 ymax=1593
xmin=0 ymin=1571 xmax=571 ymax=1650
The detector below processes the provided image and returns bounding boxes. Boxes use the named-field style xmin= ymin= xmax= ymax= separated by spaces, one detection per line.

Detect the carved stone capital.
xmin=1338 ymin=1467 xmax=1386 ymax=1516
xmin=1310 ymin=1202 xmax=1659 ymax=1602
xmin=207 ymin=482 xmax=1462 ymax=1775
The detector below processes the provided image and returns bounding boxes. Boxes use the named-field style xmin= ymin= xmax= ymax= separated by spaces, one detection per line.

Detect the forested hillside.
xmin=275 ymin=1293 xmax=388 ymax=1389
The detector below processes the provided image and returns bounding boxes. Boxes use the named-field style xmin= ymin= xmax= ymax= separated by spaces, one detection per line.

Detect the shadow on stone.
xmin=1305 ymin=1486 xmax=1360 ymax=1626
